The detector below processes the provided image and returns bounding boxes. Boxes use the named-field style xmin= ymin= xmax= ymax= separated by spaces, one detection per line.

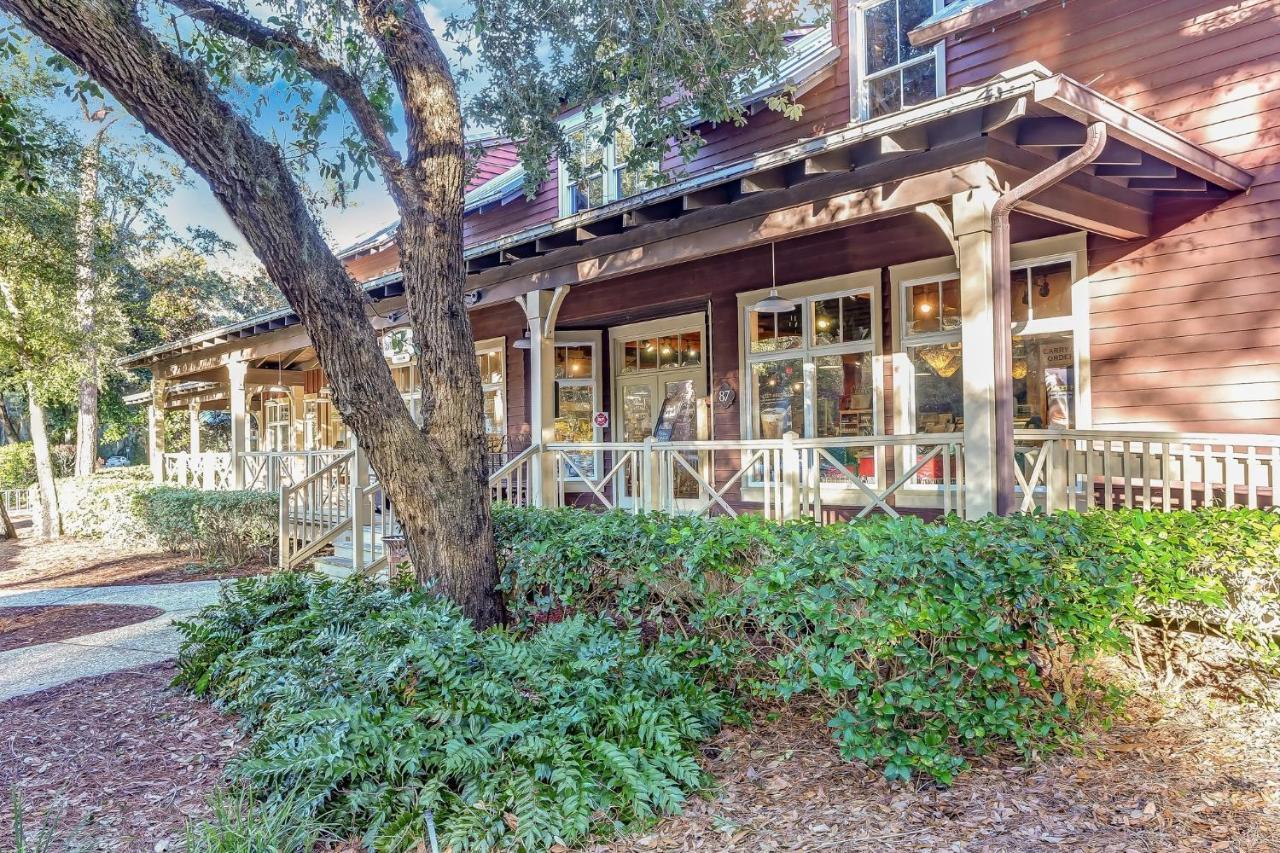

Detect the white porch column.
xmin=289 ymin=385 xmax=306 ymax=452
xmin=188 ymin=399 xmax=201 ymax=456
xmin=952 ymin=186 xmax=1012 ymax=519
xmin=519 ymin=286 xmax=569 ymax=508
xmin=148 ymin=379 xmax=167 ymax=484
xmin=227 ymin=356 xmax=248 ymax=489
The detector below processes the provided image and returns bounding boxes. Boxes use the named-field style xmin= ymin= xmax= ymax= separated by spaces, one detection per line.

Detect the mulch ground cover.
xmin=0 ymin=604 xmax=165 ymax=652
xmin=0 ymin=661 xmax=244 ymax=852
xmin=0 ymin=535 xmax=267 ymax=591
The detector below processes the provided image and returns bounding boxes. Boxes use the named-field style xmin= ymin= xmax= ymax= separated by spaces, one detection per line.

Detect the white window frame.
xmin=889 ymin=232 xmax=1092 ymax=503
xmin=475 ymin=337 xmax=507 ymax=439
xmin=737 ymin=270 xmax=886 ymax=497
xmin=557 ymin=115 xmax=655 ymax=217
xmin=550 ymin=330 xmax=604 ymax=485
xmin=851 ymin=0 xmax=948 ymax=122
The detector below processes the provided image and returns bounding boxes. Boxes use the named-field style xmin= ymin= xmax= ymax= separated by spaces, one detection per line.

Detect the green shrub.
xmin=52 ymin=476 xmax=276 ymax=566
xmin=494 ymin=505 xmax=1280 ymax=783
xmin=175 ymin=573 xmax=728 ymax=852
xmin=184 ymin=787 xmax=329 ymax=853
xmin=0 ymin=443 xmax=35 ymax=489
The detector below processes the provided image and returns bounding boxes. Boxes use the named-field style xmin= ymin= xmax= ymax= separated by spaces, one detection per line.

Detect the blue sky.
xmin=36 ymin=1 xmax=472 ymax=272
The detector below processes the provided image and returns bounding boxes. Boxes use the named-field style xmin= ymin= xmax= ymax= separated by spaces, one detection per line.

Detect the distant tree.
xmin=1 ymin=0 xmax=811 ymax=626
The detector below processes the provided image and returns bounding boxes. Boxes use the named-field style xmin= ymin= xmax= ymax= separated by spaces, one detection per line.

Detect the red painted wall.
xmin=947 ymin=0 xmax=1280 ymax=433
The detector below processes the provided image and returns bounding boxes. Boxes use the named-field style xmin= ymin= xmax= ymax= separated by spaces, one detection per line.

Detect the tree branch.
xmin=165 ymin=0 xmax=412 ymax=206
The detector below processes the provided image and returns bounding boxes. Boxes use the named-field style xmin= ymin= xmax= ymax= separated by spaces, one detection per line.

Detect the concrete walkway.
xmin=0 ymin=580 xmax=223 ymax=702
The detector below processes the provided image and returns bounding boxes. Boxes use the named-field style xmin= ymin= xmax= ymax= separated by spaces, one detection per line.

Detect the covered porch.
xmin=121 ymin=66 xmax=1270 ymax=572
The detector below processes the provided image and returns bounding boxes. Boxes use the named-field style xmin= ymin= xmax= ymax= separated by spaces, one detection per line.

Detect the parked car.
xmin=104 ymin=456 xmax=131 ymax=468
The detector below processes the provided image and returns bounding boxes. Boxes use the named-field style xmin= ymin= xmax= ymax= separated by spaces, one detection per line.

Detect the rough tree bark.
xmin=25 ymin=380 xmax=58 ymax=538
xmin=73 ymin=118 xmax=113 ymax=478
xmin=0 ymin=0 xmax=504 ymax=626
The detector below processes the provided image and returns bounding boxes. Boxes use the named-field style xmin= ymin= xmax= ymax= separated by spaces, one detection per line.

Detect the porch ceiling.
xmin=118 ymin=64 xmax=1250 ymax=380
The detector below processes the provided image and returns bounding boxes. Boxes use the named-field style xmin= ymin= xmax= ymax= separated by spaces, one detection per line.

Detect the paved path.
xmin=0 ymin=581 xmax=223 ymax=702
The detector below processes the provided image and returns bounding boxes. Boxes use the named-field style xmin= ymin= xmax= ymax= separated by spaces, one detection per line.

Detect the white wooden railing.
xmin=255 ymin=429 xmax=1279 ymax=575
xmin=163 ymin=452 xmax=234 ymax=490
xmin=1013 ymin=430 xmax=1280 ymax=512
xmin=242 ymin=450 xmax=350 ymax=492
xmin=1 ymin=487 xmax=31 ymax=516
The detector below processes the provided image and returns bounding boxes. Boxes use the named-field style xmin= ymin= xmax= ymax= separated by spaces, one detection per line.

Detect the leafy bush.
xmin=184 ymin=787 xmax=329 ymax=853
xmin=176 ymin=573 xmax=729 ymax=852
xmin=53 ymin=475 xmax=276 ymax=565
xmin=494 ymin=505 xmax=1280 ymax=782
xmin=0 ymin=443 xmax=35 ymax=489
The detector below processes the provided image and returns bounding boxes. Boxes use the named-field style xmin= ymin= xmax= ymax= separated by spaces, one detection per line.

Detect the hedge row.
xmin=53 ymin=473 xmax=277 ymax=566
xmin=493 ymin=505 xmax=1280 ymax=782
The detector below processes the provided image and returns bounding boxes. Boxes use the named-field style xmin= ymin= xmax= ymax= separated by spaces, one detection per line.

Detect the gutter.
xmin=990 ymin=121 xmax=1107 ymax=514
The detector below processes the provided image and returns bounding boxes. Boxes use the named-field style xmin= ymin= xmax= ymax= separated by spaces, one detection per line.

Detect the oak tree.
xmin=0 ymin=0 xmax=810 ymax=627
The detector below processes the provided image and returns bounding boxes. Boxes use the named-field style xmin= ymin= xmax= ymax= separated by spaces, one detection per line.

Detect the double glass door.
xmin=612 ymin=316 xmax=708 ymax=509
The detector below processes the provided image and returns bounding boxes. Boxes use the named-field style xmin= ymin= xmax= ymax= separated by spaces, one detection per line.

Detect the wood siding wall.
xmin=947 ymin=0 xmax=1280 ymax=433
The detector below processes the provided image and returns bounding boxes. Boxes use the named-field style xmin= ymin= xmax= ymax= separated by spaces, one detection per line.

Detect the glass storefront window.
xmin=554 ymin=344 xmax=593 ymax=379
xmin=813 ymin=293 xmax=873 ymax=347
xmin=1012 ymin=260 xmax=1072 ymax=325
xmin=750 ymin=304 xmax=802 ymax=353
xmin=1013 ymin=332 xmax=1075 ymax=429
xmin=752 ymin=359 xmax=804 ymax=439
xmin=619 ymin=331 xmax=702 ymax=374
xmin=904 ymin=278 xmax=960 ymax=336
xmin=476 ymin=345 xmax=505 ymax=438
xmin=555 ymin=384 xmax=596 ymax=478
xmin=908 ymin=344 xmax=964 ymax=433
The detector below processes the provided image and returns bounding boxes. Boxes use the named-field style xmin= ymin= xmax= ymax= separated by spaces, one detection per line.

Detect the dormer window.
xmin=559 ymin=126 xmax=659 ymax=216
xmin=854 ymin=0 xmax=946 ymax=120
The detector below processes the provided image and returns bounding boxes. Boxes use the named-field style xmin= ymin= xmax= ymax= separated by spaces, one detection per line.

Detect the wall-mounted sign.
xmin=715 ymin=380 xmax=737 ymax=409
xmin=593 ymin=411 xmax=610 ymax=428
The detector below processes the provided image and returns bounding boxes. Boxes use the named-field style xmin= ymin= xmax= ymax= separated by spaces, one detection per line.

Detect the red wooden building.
xmin=123 ymin=0 xmax=1280 ymax=571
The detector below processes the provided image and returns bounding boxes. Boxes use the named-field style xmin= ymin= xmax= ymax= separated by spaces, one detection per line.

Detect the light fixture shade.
xmin=513 ymin=331 xmax=532 ymax=350
xmin=753 ymin=289 xmax=797 ymax=313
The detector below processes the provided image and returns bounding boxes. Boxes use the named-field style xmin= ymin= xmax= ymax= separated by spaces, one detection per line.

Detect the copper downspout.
xmin=990 ymin=121 xmax=1108 ymax=514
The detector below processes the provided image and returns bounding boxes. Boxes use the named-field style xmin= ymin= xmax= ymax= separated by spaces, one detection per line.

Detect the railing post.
xmin=1045 ymin=436 xmax=1069 ymax=513
xmin=781 ymin=431 xmax=802 ymax=521
xmin=277 ymin=482 xmax=290 ymax=570
xmin=350 ymin=444 xmax=370 ymax=575
xmin=642 ymin=436 xmax=662 ymax=513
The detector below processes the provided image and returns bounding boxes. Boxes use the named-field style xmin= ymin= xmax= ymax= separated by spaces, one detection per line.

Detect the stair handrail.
xmin=278 ymin=448 xmax=357 ymax=570
xmin=488 ymin=443 xmax=540 ymax=485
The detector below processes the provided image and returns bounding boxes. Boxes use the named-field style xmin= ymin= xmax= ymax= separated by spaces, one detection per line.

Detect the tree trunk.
xmin=73 ymin=123 xmax=110 ymax=478
xmin=26 ymin=382 xmax=59 ymax=539
xmin=0 ymin=397 xmax=17 ymax=443
xmin=0 ymin=500 xmax=15 ymax=541
xmin=1 ymin=0 xmax=504 ymax=627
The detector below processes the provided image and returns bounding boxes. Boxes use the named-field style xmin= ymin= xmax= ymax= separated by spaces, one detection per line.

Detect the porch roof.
xmin=120 ymin=63 xmax=1251 ymax=374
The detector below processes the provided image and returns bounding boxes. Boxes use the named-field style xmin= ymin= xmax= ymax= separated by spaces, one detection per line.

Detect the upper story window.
xmin=559 ymin=126 xmax=659 ymax=216
xmin=854 ymin=0 xmax=946 ymax=120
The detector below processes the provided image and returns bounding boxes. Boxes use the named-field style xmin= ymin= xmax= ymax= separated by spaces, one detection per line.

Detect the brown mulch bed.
xmin=588 ymin=685 xmax=1280 ymax=852
xmin=0 ymin=661 xmax=244 ymax=852
xmin=0 ymin=534 xmax=268 ymax=591
xmin=0 ymin=604 xmax=165 ymax=652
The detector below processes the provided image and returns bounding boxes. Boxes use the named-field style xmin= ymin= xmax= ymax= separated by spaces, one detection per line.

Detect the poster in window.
xmin=653 ymin=383 xmax=696 ymax=442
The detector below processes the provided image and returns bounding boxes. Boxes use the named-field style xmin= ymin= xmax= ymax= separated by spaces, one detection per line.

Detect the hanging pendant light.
xmin=514 ymin=329 xmax=533 ymax=349
xmin=752 ymin=244 xmax=796 ymax=313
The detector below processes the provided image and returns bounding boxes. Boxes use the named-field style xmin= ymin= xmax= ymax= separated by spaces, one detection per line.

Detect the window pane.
xmin=483 ymin=386 xmax=504 ymax=435
xmin=901 ymin=58 xmax=937 ymax=108
xmin=750 ymin=305 xmax=802 ymax=352
xmin=866 ymin=71 xmax=901 ymax=119
xmin=906 ymin=282 xmax=940 ymax=335
xmin=658 ymin=334 xmax=680 ymax=368
xmin=898 ymin=0 xmax=934 ymax=64
xmin=909 ymin=343 xmax=963 ymax=432
xmin=1014 ymin=333 xmax=1074 ymax=429
xmin=939 ymin=278 xmax=961 ymax=331
xmin=680 ymin=331 xmax=702 ymax=367
xmin=555 ymin=344 xmax=592 ymax=379
xmin=814 ymin=352 xmax=875 ymax=482
xmin=1029 ymin=261 xmax=1073 ymax=319
xmin=1010 ymin=267 xmax=1030 ymax=325
xmin=752 ymin=359 xmax=804 ymax=438
xmin=864 ymin=0 xmax=897 ymax=73
xmin=639 ymin=338 xmax=658 ymax=370
xmin=622 ymin=339 xmax=641 ymax=374
xmin=813 ymin=293 xmax=873 ymax=346
xmin=555 ymin=384 xmax=595 ymax=478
